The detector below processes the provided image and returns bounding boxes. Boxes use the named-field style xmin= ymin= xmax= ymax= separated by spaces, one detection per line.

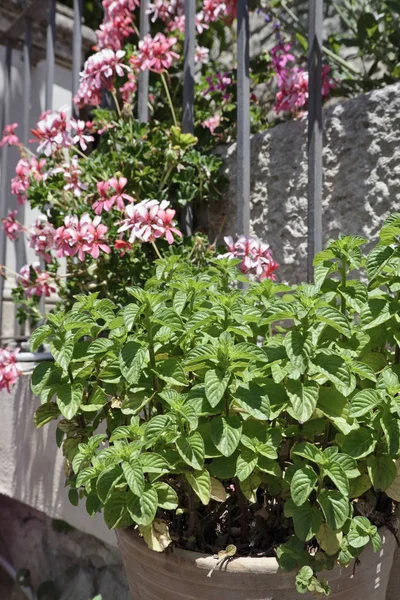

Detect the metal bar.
xmin=236 ymin=0 xmax=250 ymax=238
xmin=72 ymin=0 xmax=83 ymax=118
xmin=14 ymin=19 xmax=32 ymax=336
xmin=45 ymin=0 xmax=56 ymax=111
xmin=181 ymin=0 xmax=196 ymax=236
xmin=0 ymin=43 xmax=12 ymax=337
xmin=307 ymin=0 xmax=323 ymax=282
xmin=138 ymin=0 xmax=150 ymax=123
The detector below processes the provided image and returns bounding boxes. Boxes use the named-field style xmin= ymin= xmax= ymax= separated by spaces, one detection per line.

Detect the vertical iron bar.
xmin=236 ymin=0 xmax=250 ymax=238
xmin=0 ymin=44 xmax=12 ymax=336
xmin=45 ymin=0 xmax=56 ymax=111
xmin=138 ymin=0 xmax=150 ymax=123
xmin=72 ymin=0 xmax=83 ymax=118
xmin=307 ymin=0 xmax=323 ymax=282
xmin=14 ymin=19 xmax=32 ymax=335
xmin=181 ymin=0 xmax=196 ymax=236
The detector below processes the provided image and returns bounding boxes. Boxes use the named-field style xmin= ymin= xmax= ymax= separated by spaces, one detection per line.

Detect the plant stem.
xmin=111 ymin=90 xmax=122 ymax=118
xmin=160 ymin=72 xmax=178 ymax=127
xmin=151 ymin=241 xmax=163 ymax=260
xmin=340 ymin=258 xmax=347 ymax=315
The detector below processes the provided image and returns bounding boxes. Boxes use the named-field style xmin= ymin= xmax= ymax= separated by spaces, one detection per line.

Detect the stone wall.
xmin=207 ymin=81 xmax=400 ymax=284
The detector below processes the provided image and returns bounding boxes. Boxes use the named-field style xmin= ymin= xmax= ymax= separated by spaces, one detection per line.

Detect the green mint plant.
xmin=31 ymin=215 xmax=400 ymax=595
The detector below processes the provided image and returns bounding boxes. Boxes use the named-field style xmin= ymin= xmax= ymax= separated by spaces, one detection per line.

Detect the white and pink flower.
xmin=0 ymin=347 xmax=21 ymax=393
xmin=117 ymin=199 xmax=182 ymax=244
xmin=0 ymin=123 xmax=19 ymax=147
xmin=137 ymin=33 xmax=180 ymax=74
xmin=218 ymin=235 xmax=278 ymax=281
xmin=2 ymin=210 xmax=24 ymax=242
xmin=28 ymin=218 xmax=56 ymax=264
xmin=17 ymin=263 xmax=56 ymax=298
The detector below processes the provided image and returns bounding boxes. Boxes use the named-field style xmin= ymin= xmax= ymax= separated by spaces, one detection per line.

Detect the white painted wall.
xmin=0 ymin=364 xmax=117 ymax=547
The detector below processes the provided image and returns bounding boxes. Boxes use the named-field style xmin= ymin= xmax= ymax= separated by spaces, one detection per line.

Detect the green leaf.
xmin=290 ymin=466 xmax=318 ymax=506
xmin=126 ymin=485 xmax=158 ymax=526
xmin=367 ymin=456 xmax=397 ymax=492
xmin=204 ymin=369 xmax=229 ymax=408
xmin=173 ymin=290 xmax=187 ymax=314
xmin=97 ymin=465 xmax=123 ymax=503
xmin=153 ymin=482 xmax=179 ymax=510
xmin=122 ymin=460 xmax=145 ymax=496
xmin=276 ymin=536 xmax=311 ymax=572
xmin=349 ymin=389 xmax=382 ymax=418
xmin=81 ymin=386 xmax=108 ymax=412
xmin=236 ymin=450 xmax=258 ymax=481
xmin=292 ymin=501 xmax=323 ymax=542
xmin=349 ymin=474 xmax=372 ymax=498
xmin=312 ymin=352 xmax=352 ymax=394
xmin=360 ymin=299 xmax=395 ymax=330
xmin=318 ymin=490 xmax=350 ymax=530
xmin=103 ymin=494 xmax=132 ymax=529
xmin=176 ymin=432 xmax=205 ymax=470
xmin=87 ymin=338 xmax=115 ymax=356
xmin=334 ymin=454 xmax=360 ymax=479
xmin=342 ymin=429 xmax=377 ymax=459
xmin=315 ymin=306 xmax=351 ymax=338
xmin=31 ymin=362 xmax=58 ymax=396
xmin=317 ymin=523 xmax=342 ymax=555
xmin=156 ymin=358 xmax=188 ymax=386
xmin=140 ymin=453 xmax=170 ymax=474
xmin=185 ymin=469 xmax=211 ymax=505
xmin=124 ymin=304 xmax=140 ymax=331
xmin=30 ymin=324 xmax=53 ymax=352
xmin=233 ymin=382 xmax=270 ymax=420
xmin=324 ymin=462 xmax=349 ymax=496
xmin=211 ymin=415 xmax=242 ymax=457
xmin=295 ymin=566 xmax=313 ymax=594
xmin=120 ymin=342 xmax=148 ymax=384
xmin=208 ymin=453 xmax=238 ymax=479
xmin=287 ymin=380 xmax=319 ymax=424
xmin=257 ymin=456 xmax=281 ymax=478
xmin=34 ymin=402 xmax=61 ymax=428
xmin=144 ymin=415 xmax=171 ymax=444
xmin=51 ymin=334 xmax=74 ymax=371
xmin=284 ymin=330 xmax=311 ymax=373
xmin=292 ymin=442 xmax=324 ymax=464
xmin=381 ymin=414 xmax=400 ymax=456
xmin=56 ymin=383 xmax=82 ymax=420
xmin=347 ymin=517 xmax=371 ymax=549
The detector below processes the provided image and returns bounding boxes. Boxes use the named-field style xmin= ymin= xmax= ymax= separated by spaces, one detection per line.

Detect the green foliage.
xmin=32 ymin=214 xmax=400 ymax=595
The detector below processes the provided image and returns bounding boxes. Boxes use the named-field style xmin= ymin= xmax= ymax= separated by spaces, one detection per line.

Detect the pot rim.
xmin=116 ymin=524 xmax=394 ymax=578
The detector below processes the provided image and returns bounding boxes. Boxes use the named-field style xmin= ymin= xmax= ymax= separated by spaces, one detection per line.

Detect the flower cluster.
xmin=137 ymin=33 xmax=180 ymax=74
xmin=0 ymin=123 xmax=19 ymax=147
xmin=28 ymin=218 xmax=56 ymax=264
xmin=52 ymin=156 xmax=88 ymax=197
xmin=271 ymin=41 xmax=334 ymax=114
xmin=74 ymin=49 xmax=130 ymax=108
xmin=2 ymin=210 xmax=24 ymax=242
xmin=55 ymin=214 xmax=111 ymax=261
xmin=219 ymin=235 xmax=279 ymax=280
xmin=118 ymin=199 xmax=182 ymax=244
xmin=17 ymin=264 xmax=56 ymax=298
xmin=93 ymin=176 xmax=134 ymax=214
xmin=11 ymin=157 xmax=46 ymax=204
xmin=203 ymin=0 xmax=236 ymax=24
xmin=202 ymin=114 xmax=221 ymax=134
xmin=97 ymin=0 xmax=139 ymax=51
xmin=0 ymin=347 xmax=21 ymax=393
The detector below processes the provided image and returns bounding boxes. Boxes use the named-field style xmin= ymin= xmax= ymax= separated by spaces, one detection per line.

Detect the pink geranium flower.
xmin=202 ymin=114 xmax=221 ymax=134
xmin=28 ymin=218 xmax=56 ymax=263
xmin=31 ymin=110 xmax=74 ymax=156
xmin=2 ymin=210 xmax=24 ymax=242
xmin=0 ymin=347 xmax=21 ymax=392
xmin=137 ymin=33 xmax=180 ymax=74
xmin=17 ymin=263 xmax=56 ymax=298
xmin=71 ymin=119 xmax=95 ymax=151
xmin=218 ymin=235 xmax=278 ymax=281
xmin=117 ymin=199 xmax=182 ymax=244
xmin=0 ymin=123 xmax=19 ymax=147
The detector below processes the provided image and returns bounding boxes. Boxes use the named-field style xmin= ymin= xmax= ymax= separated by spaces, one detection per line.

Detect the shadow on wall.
xmin=209 ymin=81 xmax=400 ymax=285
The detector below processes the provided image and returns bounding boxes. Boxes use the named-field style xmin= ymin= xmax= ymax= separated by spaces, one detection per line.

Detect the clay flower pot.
xmin=117 ymin=526 xmax=396 ymax=600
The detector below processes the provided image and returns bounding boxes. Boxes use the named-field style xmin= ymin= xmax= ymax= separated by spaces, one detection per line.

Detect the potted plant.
xmin=30 ymin=215 xmax=400 ymax=599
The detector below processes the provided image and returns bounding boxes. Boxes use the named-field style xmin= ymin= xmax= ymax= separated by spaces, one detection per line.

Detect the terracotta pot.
xmin=117 ymin=526 xmax=396 ymax=600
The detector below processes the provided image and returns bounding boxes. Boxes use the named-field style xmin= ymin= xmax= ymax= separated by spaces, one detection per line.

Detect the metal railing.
xmin=0 ymin=0 xmax=324 ymax=341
